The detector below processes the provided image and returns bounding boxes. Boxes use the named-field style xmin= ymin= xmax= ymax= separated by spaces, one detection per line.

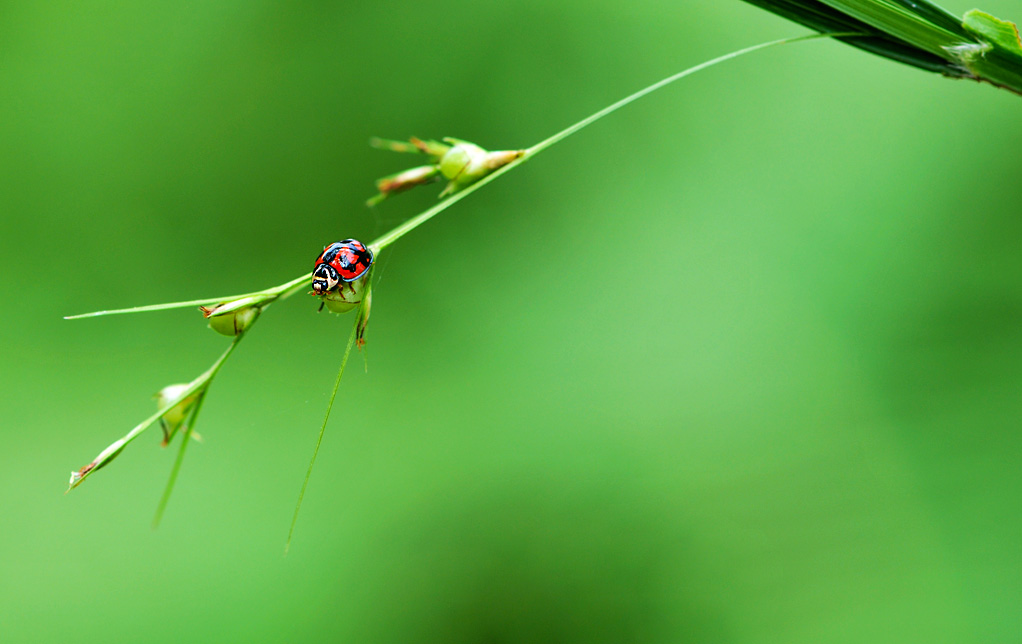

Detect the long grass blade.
xmin=285 ymin=313 xmax=361 ymax=554
xmin=740 ymin=0 xmax=966 ymax=74
xmin=65 ymin=297 xmax=244 ymax=319
xmin=371 ymin=33 xmax=852 ymax=253
xmin=152 ymin=391 xmax=208 ymax=528
xmin=820 ymin=0 xmax=968 ymax=54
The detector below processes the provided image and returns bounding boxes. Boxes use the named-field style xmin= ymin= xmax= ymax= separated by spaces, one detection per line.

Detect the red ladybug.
xmin=312 ymin=239 xmax=374 ymax=294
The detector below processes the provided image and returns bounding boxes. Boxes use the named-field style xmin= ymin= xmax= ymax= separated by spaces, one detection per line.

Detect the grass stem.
xmin=285 ymin=312 xmax=361 ymax=554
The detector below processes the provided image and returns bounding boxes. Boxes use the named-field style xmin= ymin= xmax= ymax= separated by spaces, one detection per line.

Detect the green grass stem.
xmin=285 ymin=311 xmax=361 ymax=555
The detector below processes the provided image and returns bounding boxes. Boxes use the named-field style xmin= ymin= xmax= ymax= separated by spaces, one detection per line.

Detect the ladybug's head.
xmin=312 ymin=262 xmax=340 ymax=295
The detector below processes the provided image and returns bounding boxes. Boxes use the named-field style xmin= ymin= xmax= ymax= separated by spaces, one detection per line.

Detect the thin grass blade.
xmin=65 ymin=297 xmax=247 ymax=320
xmin=285 ymin=309 xmax=361 ymax=554
xmin=152 ymin=392 xmax=208 ymax=528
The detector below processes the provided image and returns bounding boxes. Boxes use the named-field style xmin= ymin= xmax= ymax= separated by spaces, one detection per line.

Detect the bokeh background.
xmin=2 ymin=1 xmax=1020 ymax=642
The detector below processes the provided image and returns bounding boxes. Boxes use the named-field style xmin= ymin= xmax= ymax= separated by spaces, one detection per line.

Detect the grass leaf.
xmin=285 ymin=302 xmax=363 ymax=554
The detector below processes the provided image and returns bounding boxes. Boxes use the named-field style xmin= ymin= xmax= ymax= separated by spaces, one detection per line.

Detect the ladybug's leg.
xmin=318 ymin=301 xmax=325 ymax=313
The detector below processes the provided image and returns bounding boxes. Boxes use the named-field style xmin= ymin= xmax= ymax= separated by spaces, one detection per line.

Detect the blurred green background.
xmin=2 ymin=1 xmax=1020 ymax=642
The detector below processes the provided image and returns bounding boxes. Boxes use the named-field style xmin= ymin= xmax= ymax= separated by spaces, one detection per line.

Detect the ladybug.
xmin=312 ymin=239 xmax=374 ymax=295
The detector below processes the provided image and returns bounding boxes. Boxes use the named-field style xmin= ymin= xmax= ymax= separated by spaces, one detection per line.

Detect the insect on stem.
xmin=66 ymin=31 xmax=864 ymax=541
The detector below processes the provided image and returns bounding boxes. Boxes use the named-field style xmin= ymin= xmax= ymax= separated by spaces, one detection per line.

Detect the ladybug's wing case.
xmin=348 ymin=245 xmax=374 ymax=281
xmin=314 ymin=243 xmax=339 ymax=268
xmin=335 ymin=242 xmax=373 ymax=282
xmin=315 ymin=239 xmax=374 ymax=283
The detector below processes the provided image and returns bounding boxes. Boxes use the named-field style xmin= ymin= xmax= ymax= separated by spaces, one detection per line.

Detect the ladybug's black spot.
xmin=316 ymin=239 xmax=373 ymax=283
xmin=320 ymin=246 xmax=340 ymax=265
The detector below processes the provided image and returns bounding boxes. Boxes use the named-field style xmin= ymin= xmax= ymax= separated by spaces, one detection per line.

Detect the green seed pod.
xmin=320 ymin=273 xmax=369 ymax=314
xmin=439 ymin=139 xmax=525 ymax=194
xmin=409 ymin=137 xmax=451 ymax=159
xmin=68 ymin=437 xmax=127 ymax=489
xmin=439 ymin=141 xmax=490 ymax=185
xmin=377 ymin=165 xmax=439 ymax=193
xmin=369 ymin=165 xmax=440 ymax=205
xmin=155 ymin=383 xmax=200 ymax=446
xmin=369 ymin=136 xmax=450 ymax=159
xmin=369 ymin=135 xmax=522 ymax=201
xmin=200 ymin=303 xmax=260 ymax=336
